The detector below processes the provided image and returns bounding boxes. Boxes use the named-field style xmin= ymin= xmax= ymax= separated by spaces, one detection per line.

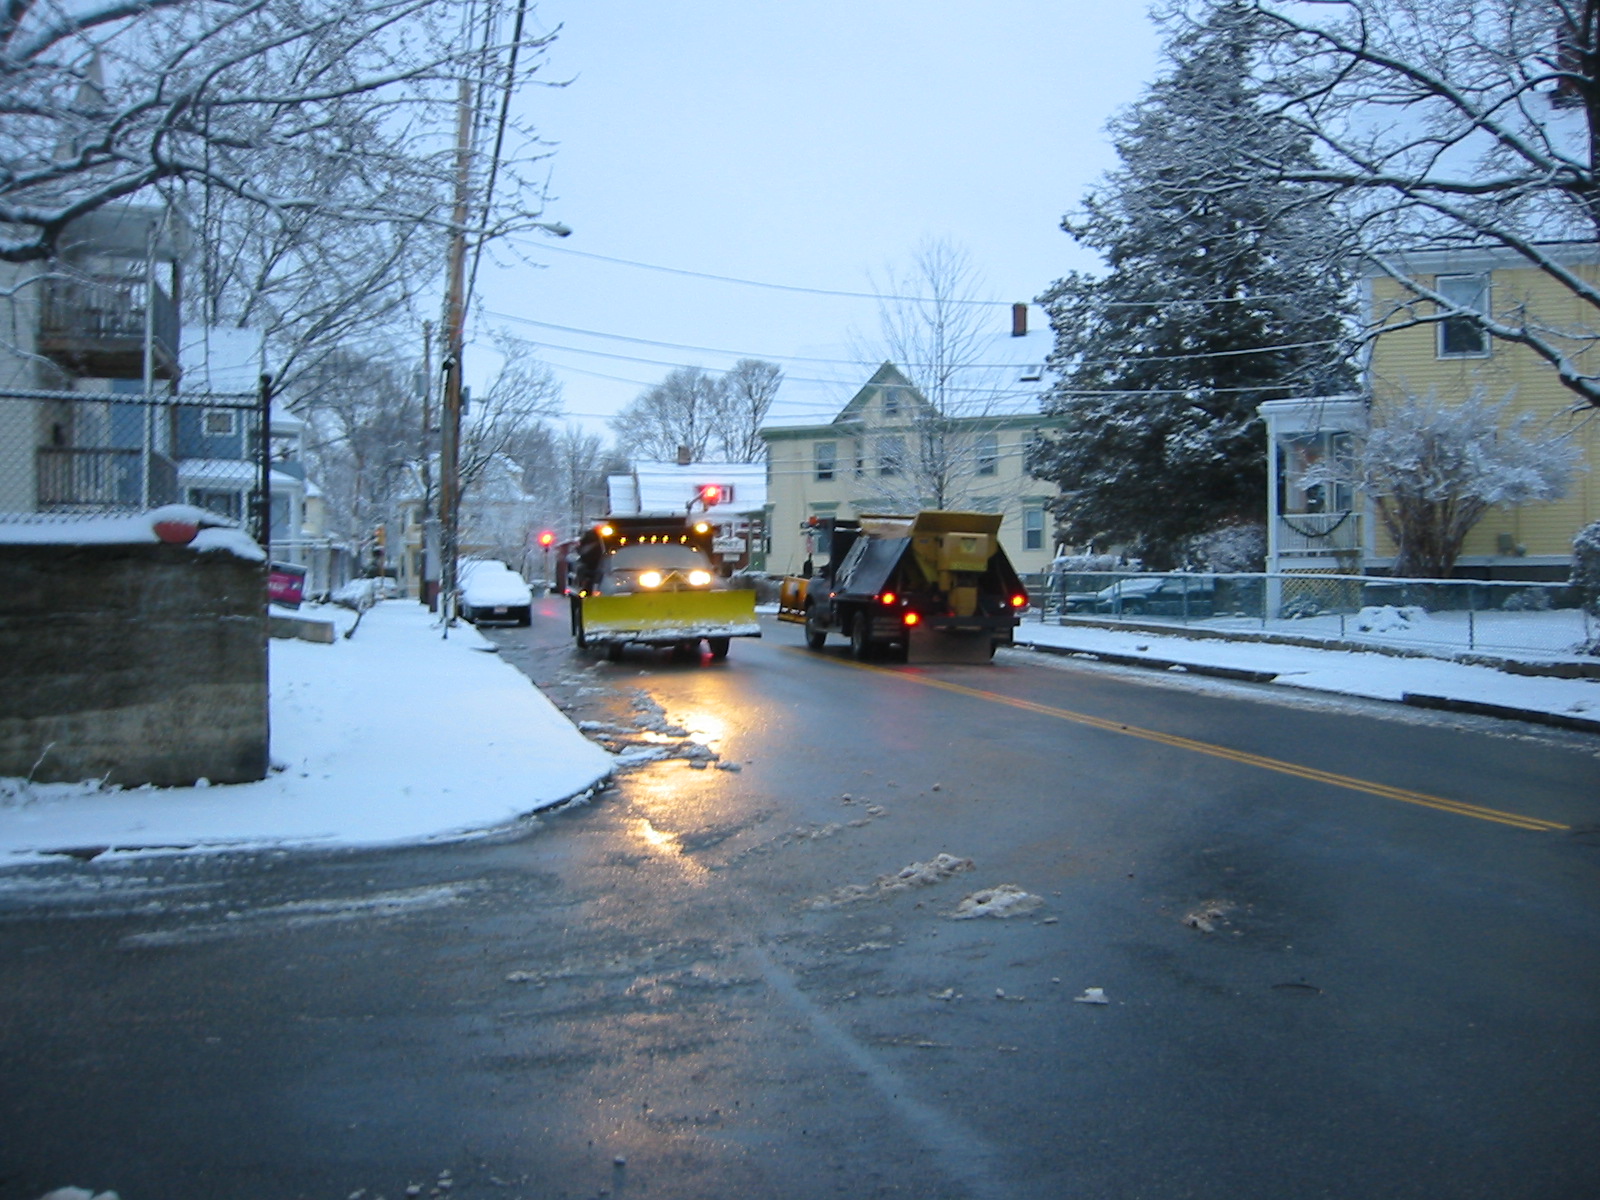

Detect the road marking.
xmin=812 ymin=653 xmax=1568 ymax=832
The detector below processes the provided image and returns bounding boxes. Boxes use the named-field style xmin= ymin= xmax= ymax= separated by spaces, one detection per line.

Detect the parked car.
xmin=457 ymin=559 xmax=533 ymax=625
xmin=1071 ymin=575 xmax=1216 ymax=617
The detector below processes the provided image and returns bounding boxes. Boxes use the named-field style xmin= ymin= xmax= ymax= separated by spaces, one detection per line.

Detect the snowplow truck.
xmin=567 ymin=515 xmax=760 ymax=661
xmin=777 ymin=511 xmax=1028 ymax=663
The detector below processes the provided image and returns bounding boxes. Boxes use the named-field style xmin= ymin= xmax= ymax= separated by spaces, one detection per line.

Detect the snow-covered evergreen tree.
xmin=1028 ymin=3 xmax=1356 ymax=567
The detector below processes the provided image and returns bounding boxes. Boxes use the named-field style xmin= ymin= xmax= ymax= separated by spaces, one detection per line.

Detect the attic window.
xmin=881 ymin=386 xmax=901 ymax=417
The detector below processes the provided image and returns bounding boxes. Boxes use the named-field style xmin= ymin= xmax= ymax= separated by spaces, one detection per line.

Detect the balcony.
xmin=36 ymin=446 xmax=178 ymax=512
xmin=1275 ymin=510 xmax=1363 ymax=556
xmin=37 ymin=275 xmax=180 ymax=381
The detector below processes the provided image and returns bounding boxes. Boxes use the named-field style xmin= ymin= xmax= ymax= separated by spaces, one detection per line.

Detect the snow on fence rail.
xmin=1021 ymin=571 xmax=1596 ymax=660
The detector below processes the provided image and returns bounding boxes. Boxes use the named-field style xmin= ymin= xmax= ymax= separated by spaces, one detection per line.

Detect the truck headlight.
xmin=638 ymin=571 xmax=663 ymax=589
xmin=687 ymin=570 xmax=712 ymax=587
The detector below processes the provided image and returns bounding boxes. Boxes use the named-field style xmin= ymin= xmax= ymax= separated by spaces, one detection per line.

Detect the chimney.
xmin=1011 ymin=303 xmax=1028 ymax=337
xmin=676 ymin=444 xmax=692 ymax=465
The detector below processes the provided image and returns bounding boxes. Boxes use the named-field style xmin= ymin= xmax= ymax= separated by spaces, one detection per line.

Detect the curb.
xmin=1014 ymin=639 xmax=1597 ymax=736
xmin=1018 ymin=639 xmax=1280 ymax=683
xmin=1400 ymin=693 xmax=1600 ymax=735
xmin=1032 ymin=616 xmax=1600 ymax=680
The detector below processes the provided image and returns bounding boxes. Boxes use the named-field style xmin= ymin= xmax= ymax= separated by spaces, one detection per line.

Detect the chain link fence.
xmin=1024 ymin=570 xmax=1596 ymax=659
xmin=1 ymin=386 xmax=267 ymax=541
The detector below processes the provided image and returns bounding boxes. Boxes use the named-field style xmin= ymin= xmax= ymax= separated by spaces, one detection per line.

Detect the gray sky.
xmin=469 ymin=1 xmax=1164 ymax=438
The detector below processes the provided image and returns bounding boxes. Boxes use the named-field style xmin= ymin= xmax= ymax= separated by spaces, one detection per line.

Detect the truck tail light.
xmin=879 ymin=591 xmax=897 ymax=606
xmin=1010 ymin=593 xmax=1028 ymax=608
xmin=902 ymin=611 xmax=920 ymax=627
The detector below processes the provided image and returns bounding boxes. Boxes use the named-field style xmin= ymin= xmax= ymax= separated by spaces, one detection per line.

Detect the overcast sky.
xmin=467 ymin=1 xmax=1165 ymax=439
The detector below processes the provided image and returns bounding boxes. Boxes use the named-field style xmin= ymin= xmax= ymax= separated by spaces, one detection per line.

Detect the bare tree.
xmin=714 ymin=359 xmax=783 ymax=461
xmin=551 ymin=425 xmax=615 ymax=532
xmin=186 ymin=190 xmax=436 ymax=406
xmin=458 ymin=338 xmax=562 ymax=504
xmin=1310 ymin=388 xmax=1581 ymax=577
xmin=610 ymin=366 xmax=725 ymax=462
xmin=1190 ymin=0 xmax=1600 ymax=410
xmin=297 ymin=349 xmax=423 ymax=543
xmin=1 ymin=0 xmax=558 ymax=264
xmin=857 ymin=238 xmax=1015 ymax=510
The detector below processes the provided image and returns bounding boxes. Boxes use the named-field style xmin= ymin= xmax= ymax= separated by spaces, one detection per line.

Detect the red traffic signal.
xmin=538 ymin=530 xmax=556 ymax=547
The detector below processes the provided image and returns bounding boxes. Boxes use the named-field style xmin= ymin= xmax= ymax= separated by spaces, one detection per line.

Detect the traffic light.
xmin=538 ymin=530 xmax=555 ymax=548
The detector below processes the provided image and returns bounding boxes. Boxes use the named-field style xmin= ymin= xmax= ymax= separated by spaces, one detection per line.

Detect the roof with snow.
xmin=761 ymin=316 xmax=1051 ymax=434
xmin=607 ymin=461 xmax=767 ymax=517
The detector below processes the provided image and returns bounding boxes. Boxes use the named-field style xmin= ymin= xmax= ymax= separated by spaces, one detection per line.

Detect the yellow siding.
xmin=1367 ymin=264 xmax=1600 ymax=564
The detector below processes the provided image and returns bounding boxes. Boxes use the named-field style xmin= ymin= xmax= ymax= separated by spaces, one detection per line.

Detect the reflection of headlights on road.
xmin=687 ymin=570 xmax=712 ymax=587
xmin=638 ymin=570 xmax=663 ymax=589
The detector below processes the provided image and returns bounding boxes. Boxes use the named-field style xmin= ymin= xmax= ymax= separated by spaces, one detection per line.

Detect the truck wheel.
xmin=708 ymin=636 xmax=730 ymax=660
xmin=606 ymin=642 xmax=624 ymax=662
xmin=850 ymin=618 xmax=873 ymax=661
xmin=804 ymin=608 xmax=827 ymax=651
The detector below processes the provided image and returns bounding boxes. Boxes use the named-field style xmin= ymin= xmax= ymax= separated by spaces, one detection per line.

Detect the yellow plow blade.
xmin=582 ymin=589 xmax=760 ymax=640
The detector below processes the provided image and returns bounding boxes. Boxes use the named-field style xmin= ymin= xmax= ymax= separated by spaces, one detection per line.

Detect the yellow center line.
xmin=815 ymin=653 xmax=1568 ymax=833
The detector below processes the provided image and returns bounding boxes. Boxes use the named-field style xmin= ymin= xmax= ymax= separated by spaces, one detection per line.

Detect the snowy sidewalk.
xmin=0 ymin=601 xmax=615 ymax=864
xmin=1014 ymin=617 xmax=1600 ymax=733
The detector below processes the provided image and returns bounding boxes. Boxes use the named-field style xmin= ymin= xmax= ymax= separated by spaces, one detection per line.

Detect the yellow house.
xmin=1264 ymin=246 xmax=1600 ymax=580
xmin=760 ymin=360 xmax=1063 ymax=576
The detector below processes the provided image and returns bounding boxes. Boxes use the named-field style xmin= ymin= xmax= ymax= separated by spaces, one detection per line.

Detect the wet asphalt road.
xmin=1 ymin=596 xmax=1598 ymax=1200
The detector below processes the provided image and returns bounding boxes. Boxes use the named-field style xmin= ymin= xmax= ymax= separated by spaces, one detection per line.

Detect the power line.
xmin=507 ymin=234 xmax=1328 ymax=310
xmin=505 ymin=237 xmax=1013 ymax=305
xmin=481 ymin=308 xmax=1338 ymax=372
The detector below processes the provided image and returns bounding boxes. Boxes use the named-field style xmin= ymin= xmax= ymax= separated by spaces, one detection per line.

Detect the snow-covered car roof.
xmin=459 ymin=560 xmax=532 ymax=606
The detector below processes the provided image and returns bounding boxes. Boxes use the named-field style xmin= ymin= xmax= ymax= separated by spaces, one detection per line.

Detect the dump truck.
xmin=565 ymin=515 xmax=760 ymax=661
xmin=777 ymin=511 xmax=1028 ymax=663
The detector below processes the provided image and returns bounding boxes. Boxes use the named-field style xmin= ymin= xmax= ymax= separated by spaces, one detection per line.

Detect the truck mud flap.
xmin=902 ymin=625 xmax=999 ymax=665
xmin=581 ymin=590 xmax=760 ymax=642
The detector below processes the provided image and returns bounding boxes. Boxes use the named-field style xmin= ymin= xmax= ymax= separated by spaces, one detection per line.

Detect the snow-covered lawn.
xmin=1014 ymin=618 xmax=1600 ymax=719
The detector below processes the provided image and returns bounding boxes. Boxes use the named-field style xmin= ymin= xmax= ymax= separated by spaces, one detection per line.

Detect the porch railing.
xmin=36 ymin=446 xmax=178 ymax=511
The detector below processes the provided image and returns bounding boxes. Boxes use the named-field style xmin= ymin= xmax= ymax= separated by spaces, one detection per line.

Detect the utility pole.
xmin=438 ymin=76 xmax=473 ymax=633
xmin=420 ymin=319 xmax=438 ymax=610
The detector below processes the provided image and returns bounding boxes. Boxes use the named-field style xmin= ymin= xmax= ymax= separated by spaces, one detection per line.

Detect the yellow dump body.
xmin=581 ymin=588 xmax=759 ymax=644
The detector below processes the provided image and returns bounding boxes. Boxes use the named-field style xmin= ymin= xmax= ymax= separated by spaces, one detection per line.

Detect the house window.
xmin=815 ymin=441 xmax=837 ymax=482
xmin=1436 ymin=274 xmax=1489 ymax=357
xmin=1023 ymin=505 xmax=1045 ymax=552
xmin=189 ymin=488 xmax=243 ymax=521
xmin=1280 ymin=431 xmax=1354 ymax=513
xmin=878 ymin=435 xmax=904 ymax=476
xmin=976 ymin=432 xmax=999 ymax=476
xmin=881 ymin=386 xmax=901 ymax=417
xmin=203 ymin=409 xmax=237 ymax=437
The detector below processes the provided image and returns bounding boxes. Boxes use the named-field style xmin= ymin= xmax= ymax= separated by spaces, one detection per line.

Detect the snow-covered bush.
xmin=1575 ymin=521 xmax=1600 ymax=655
xmin=1501 ymin=587 xmax=1552 ymax=613
xmin=1280 ymin=594 xmax=1323 ymax=619
xmin=331 ymin=579 xmax=381 ymax=611
xmin=1576 ymin=522 xmax=1600 ymax=615
xmin=1050 ymin=553 xmax=1125 ymax=573
xmin=1354 ymin=605 xmax=1429 ymax=634
xmin=1186 ymin=523 xmax=1266 ymax=573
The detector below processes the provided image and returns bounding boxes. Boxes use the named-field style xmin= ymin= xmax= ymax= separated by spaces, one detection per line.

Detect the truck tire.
xmin=804 ymin=607 xmax=827 ymax=651
xmin=850 ymin=616 xmax=873 ymax=661
xmin=708 ymin=636 xmax=730 ymax=660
